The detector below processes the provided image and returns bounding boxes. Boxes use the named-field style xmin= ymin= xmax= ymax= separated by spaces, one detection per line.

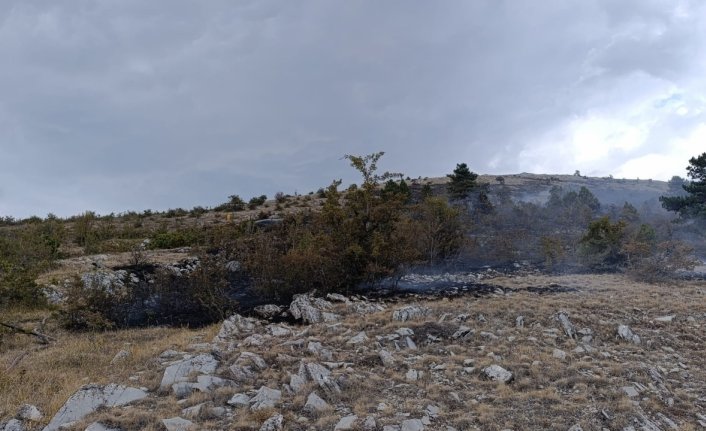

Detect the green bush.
xmin=579 ymin=217 xmax=627 ymax=270
xmin=248 ymin=195 xmax=268 ymax=210
xmin=149 ymin=229 xmax=203 ymax=249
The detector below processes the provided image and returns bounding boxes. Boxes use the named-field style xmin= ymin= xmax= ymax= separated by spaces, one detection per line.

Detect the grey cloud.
xmin=1 ymin=0 xmax=704 ymax=217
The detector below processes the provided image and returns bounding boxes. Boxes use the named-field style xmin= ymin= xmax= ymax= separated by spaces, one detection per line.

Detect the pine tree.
xmin=446 ymin=163 xmax=478 ymax=200
xmin=660 ymin=152 xmax=706 ymax=219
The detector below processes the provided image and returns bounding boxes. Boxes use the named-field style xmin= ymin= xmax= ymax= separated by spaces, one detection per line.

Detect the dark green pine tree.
xmin=446 ymin=163 xmax=478 ymax=200
xmin=660 ymin=152 xmax=706 ymax=220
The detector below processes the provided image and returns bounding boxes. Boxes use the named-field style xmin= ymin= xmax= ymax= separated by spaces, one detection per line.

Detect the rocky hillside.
xmin=2 ymin=273 xmax=705 ymax=431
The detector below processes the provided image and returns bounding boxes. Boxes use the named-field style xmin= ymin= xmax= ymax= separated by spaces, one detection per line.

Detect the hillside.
xmin=2 ymin=273 xmax=706 ymax=430
xmin=1 ymin=169 xmax=704 ymax=431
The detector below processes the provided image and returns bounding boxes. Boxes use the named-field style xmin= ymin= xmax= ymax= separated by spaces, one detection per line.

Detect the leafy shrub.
xmin=59 ymin=275 xmax=119 ymax=331
xmin=248 ymin=195 xmax=267 ymax=210
xmin=579 ymin=217 xmax=627 ymax=270
xmin=189 ymin=206 xmax=208 ymax=217
xmin=164 ymin=208 xmax=188 ymax=218
xmin=149 ymin=229 xmax=203 ymax=249
xmin=214 ymin=195 xmax=246 ymax=212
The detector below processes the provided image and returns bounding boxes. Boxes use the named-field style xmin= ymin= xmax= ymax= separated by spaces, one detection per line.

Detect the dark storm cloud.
xmin=1 ymin=0 xmax=704 ymax=217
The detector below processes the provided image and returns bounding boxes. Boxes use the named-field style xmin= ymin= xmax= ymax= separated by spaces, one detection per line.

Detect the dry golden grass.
xmin=0 ymin=310 xmax=220 ymax=427
xmin=3 ymin=272 xmax=705 ymax=430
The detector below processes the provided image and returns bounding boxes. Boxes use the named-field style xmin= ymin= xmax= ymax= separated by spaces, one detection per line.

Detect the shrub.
xmin=189 ymin=206 xmax=208 ymax=217
xmin=149 ymin=229 xmax=203 ymax=249
xmin=579 ymin=217 xmax=627 ymax=270
xmin=150 ymin=255 xmax=237 ymax=325
xmin=59 ymin=275 xmax=119 ymax=330
xmin=60 ymin=255 xmax=236 ymax=329
xmin=626 ymin=240 xmax=699 ymax=282
xmin=248 ymin=195 xmax=267 ymax=210
xmin=275 ymin=192 xmax=287 ymax=204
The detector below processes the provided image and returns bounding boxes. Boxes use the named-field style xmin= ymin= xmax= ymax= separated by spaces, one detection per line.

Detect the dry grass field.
xmin=2 ymin=272 xmax=705 ymax=430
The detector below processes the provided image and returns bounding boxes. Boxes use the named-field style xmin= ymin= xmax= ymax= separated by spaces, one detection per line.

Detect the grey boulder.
xmin=42 ymin=384 xmax=147 ymax=431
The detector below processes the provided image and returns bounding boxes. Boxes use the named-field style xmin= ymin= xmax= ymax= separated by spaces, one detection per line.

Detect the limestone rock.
xmin=307 ymin=341 xmax=333 ymax=361
xmin=557 ymin=312 xmax=577 ymax=339
xmin=298 ymin=362 xmax=341 ymax=395
xmin=622 ymin=386 xmax=639 ymax=398
xmin=227 ymin=393 xmax=251 ymax=407
xmin=516 ymin=315 xmax=525 ymax=328
xmin=347 ymin=331 xmax=369 ymax=345
xmin=2 ymin=420 xmax=24 ymax=431
xmin=84 ymin=422 xmax=120 ymax=431
xmin=254 ymin=304 xmax=284 ymax=320
xmin=303 ymin=392 xmax=329 ymax=413
xmin=552 ymin=349 xmax=567 ymax=360
xmin=267 ymin=324 xmax=292 ymax=337
xmin=401 ymin=419 xmax=425 ymax=431
xmin=452 ymin=326 xmax=473 ymax=339
xmin=159 ymin=354 xmax=218 ymax=390
xmin=617 ymin=325 xmax=641 ymax=345
xmin=379 ymin=349 xmax=395 ymax=367
xmin=161 ymin=417 xmax=195 ymax=431
xmin=181 ymin=402 xmax=206 ymax=419
xmin=213 ymin=313 xmax=258 ymax=343
xmin=289 ymin=294 xmax=340 ymax=324
xmin=259 ymin=414 xmax=283 ymax=431
xmin=250 ymin=386 xmax=282 ymax=410
xmin=392 ymin=306 xmax=430 ymax=322
xmin=43 ymin=384 xmax=147 ymax=431
xmin=289 ymin=374 xmax=306 ymax=393
xmin=482 ymin=365 xmax=513 ymax=383
xmin=334 ymin=415 xmax=358 ymax=430
xmin=16 ymin=404 xmax=42 ymax=422
xmin=406 ymin=369 xmax=421 ymax=382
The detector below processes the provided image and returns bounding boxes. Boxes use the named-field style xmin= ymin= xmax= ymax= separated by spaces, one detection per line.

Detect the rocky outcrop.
xmin=289 ymin=294 xmax=340 ymax=324
xmin=160 ymin=354 xmax=219 ymax=391
xmin=392 ymin=305 xmax=430 ymax=321
xmin=42 ymin=384 xmax=148 ymax=431
xmin=617 ymin=324 xmax=641 ymax=344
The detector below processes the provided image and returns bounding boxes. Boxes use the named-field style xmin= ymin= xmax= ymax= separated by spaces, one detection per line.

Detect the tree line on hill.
xmin=0 ymin=152 xmax=704 ymax=329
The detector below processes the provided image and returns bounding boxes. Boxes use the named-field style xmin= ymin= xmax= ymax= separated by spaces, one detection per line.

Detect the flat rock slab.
xmin=401 ymin=419 xmax=425 ymax=431
xmin=2 ymin=420 xmax=24 ymax=431
xmin=85 ymin=423 xmax=121 ymax=431
xmin=42 ymin=384 xmax=147 ymax=431
xmin=334 ymin=415 xmax=358 ymax=430
xmin=162 ymin=417 xmax=195 ymax=431
xmin=160 ymin=354 xmax=218 ymax=390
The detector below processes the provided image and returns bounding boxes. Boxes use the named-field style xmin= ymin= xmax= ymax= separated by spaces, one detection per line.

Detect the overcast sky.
xmin=1 ymin=1 xmax=705 ymax=217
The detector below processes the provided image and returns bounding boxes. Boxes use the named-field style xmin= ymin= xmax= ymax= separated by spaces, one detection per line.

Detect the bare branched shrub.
xmin=626 ymin=240 xmax=699 ymax=282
